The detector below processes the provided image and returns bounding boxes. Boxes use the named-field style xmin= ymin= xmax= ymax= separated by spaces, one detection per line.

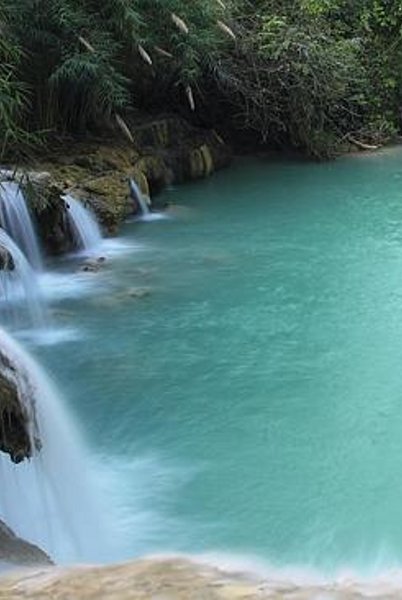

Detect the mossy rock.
xmin=133 ymin=155 xmax=170 ymax=195
xmin=19 ymin=115 xmax=232 ymax=249
xmin=82 ymin=173 xmax=132 ymax=232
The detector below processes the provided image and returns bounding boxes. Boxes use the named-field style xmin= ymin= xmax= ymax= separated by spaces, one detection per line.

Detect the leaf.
xmin=78 ymin=36 xmax=96 ymax=54
xmin=217 ymin=20 xmax=236 ymax=41
xmin=138 ymin=44 xmax=152 ymax=66
xmin=171 ymin=13 xmax=189 ymax=35
xmin=185 ymin=85 xmax=195 ymax=111
xmin=115 ymin=114 xmax=134 ymax=143
xmin=154 ymin=46 xmax=174 ymax=59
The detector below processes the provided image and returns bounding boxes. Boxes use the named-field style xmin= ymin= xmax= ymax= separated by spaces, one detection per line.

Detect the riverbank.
xmin=2 ymin=556 xmax=402 ymax=599
xmin=4 ymin=115 xmax=231 ymax=255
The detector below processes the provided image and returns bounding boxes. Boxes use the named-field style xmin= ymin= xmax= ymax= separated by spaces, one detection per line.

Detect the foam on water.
xmin=0 ymin=327 xmax=119 ymax=563
xmin=97 ymin=237 xmax=142 ymax=257
xmin=17 ymin=326 xmax=82 ymax=346
xmin=39 ymin=240 xmax=139 ymax=302
xmin=131 ymin=551 xmax=402 ymax=598
xmin=39 ymin=271 xmax=100 ymax=301
xmin=0 ymin=229 xmax=47 ymax=328
xmin=200 ymin=554 xmax=402 ymax=598
xmin=134 ymin=212 xmax=171 ymax=223
xmin=0 ymin=181 xmax=43 ymax=270
xmin=129 ymin=178 xmax=151 ymax=216
xmin=64 ymin=195 xmax=102 ymax=254
xmin=92 ymin=452 xmax=196 ymax=559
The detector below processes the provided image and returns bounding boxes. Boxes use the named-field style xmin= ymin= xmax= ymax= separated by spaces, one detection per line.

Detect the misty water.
xmin=30 ymin=147 xmax=402 ymax=574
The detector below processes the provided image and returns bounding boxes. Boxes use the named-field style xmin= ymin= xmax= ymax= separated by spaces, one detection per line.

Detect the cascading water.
xmin=0 ymin=181 xmax=43 ymax=271
xmin=0 ymin=229 xmax=46 ymax=328
xmin=64 ymin=195 xmax=102 ymax=254
xmin=129 ymin=178 xmax=151 ymax=216
xmin=129 ymin=178 xmax=168 ymax=222
xmin=0 ymin=327 xmax=116 ymax=564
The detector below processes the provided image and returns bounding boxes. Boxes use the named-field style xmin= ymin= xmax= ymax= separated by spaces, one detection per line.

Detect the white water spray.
xmin=64 ymin=195 xmax=102 ymax=254
xmin=129 ymin=178 xmax=151 ymax=216
xmin=0 ymin=327 xmax=116 ymax=564
xmin=0 ymin=181 xmax=43 ymax=270
xmin=129 ymin=178 xmax=168 ymax=222
xmin=0 ymin=229 xmax=47 ymax=328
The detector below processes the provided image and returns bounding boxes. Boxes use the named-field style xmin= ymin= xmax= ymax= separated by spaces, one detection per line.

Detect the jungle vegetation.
xmin=1 ymin=0 xmax=402 ymax=158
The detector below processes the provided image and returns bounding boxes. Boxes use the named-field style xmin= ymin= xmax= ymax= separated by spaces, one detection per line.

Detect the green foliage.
xmin=135 ymin=0 xmax=223 ymax=83
xmin=0 ymin=3 xmax=35 ymax=158
xmin=4 ymin=0 xmax=132 ymax=130
xmin=1 ymin=0 xmax=402 ymax=158
xmin=257 ymin=12 xmax=368 ymax=155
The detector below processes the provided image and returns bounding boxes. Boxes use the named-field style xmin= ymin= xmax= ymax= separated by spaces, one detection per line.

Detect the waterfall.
xmin=0 ymin=229 xmax=47 ymax=328
xmin=0 ymin=327 xmax=114 ymax=564
xmin=0 ymin=181 xmax=43 ymax=271
xmin=64 ymin=195 xmax=102 ymax=253
xmin=129 ymin=178 xmax=151 ymax=216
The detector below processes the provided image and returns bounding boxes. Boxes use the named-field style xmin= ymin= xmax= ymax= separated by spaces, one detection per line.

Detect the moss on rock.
xmin=10 ymin=115 xmax=231 ymax=252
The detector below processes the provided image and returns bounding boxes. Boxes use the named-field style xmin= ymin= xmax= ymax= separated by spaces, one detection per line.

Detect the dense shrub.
xmin=1 ymin=0 xmax=402 ymax=158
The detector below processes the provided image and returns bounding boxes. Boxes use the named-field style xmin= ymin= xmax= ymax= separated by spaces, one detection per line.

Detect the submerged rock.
xmin=125 ymin=286 xmax=152 ymax=299
xmin=90 ymin=286 xmax=152 ymax=309
xmin=0 ymin=521 xmax=52 ymax=567
xmin=79 ymin=257 xmax=106 ymax=273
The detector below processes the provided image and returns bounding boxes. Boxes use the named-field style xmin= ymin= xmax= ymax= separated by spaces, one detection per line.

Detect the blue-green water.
xmin=34 ymin=148 xmax=402 ymax=573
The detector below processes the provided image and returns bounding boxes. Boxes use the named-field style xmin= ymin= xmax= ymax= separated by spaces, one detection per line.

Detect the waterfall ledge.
xmin=0 ymin=348 xmax=36 ymax=463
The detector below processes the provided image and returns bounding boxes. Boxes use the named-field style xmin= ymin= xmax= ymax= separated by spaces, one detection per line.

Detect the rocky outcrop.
xmin=1 ymin=116 xmax=231 ymax=254
xmin=0 ymin=169 xmax=69 ymax=256
xmin=0 ymin=360 xmax=31 ymax=464
xmin=0 ymin=557 xmax=398 ymax=599
xmin=0 ymin=344 xmax=40 ymax=464
xmin=128 ymin=116 xmax=231 ymax=185
xmin=24 ymin=177 xmax=70 ymax=256
xmin=0 ymin=246 xmax=15 ymax=271
xmin=0 ymin=521 xmax=52 ymax=566
xmin=26 ymin=115 xmax=231 ymax=248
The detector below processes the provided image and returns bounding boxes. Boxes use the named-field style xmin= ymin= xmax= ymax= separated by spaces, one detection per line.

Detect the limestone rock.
xmin=79 ymin=257 xmax=106 ymax=273
xmin=20 ymin=115 xmax=231 ymax=242
xmin=125 ymin=286 xmax=152 ymax=299
xmin=0 ymin=169 xmax=52 ymax=186
xmin=89 ymin=286 xmax=152 ymax=309
xmin=0 ymin=337 xmax=43 ymax=464
xmin=0 ymin=521 xmax=52 ymax=566
xmin=0 ymin=116 xmax=231 ymax=256
xmin=0 ymin=169 xmax=69 ymax=255
xmin=0 ymin=245 xmax=15 ymax=271
xmin=0 ymin=557 xmax=397 ymax=599
xmin=0 ymin=358 xmax=32 ymax=464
